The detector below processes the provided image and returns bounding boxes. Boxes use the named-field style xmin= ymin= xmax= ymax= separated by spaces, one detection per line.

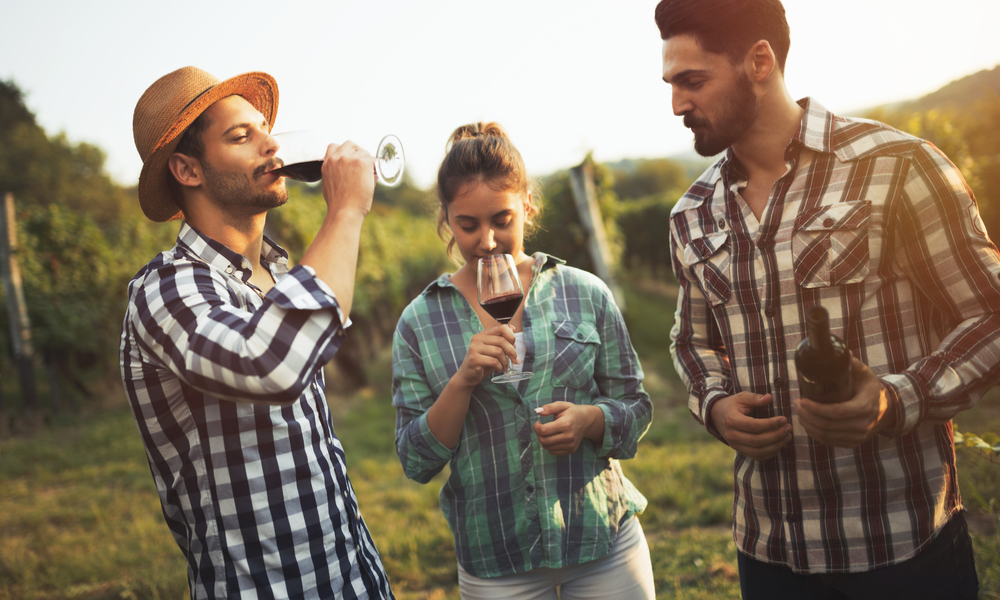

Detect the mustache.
xmin=255 ymin=159 xmax=284 ymax=180
xmin=683 ymin=115 xmax=709 ymax=129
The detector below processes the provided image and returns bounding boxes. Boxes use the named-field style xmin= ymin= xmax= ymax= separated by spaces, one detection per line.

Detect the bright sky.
xmin=3 ymin=0 xmax=999 ymax=190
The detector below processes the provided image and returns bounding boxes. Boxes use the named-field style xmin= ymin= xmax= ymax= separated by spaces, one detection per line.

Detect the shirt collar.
xmin=715 ymin=96 xmax=836 ymax=184
xmin=176 ymin=222 xmax=289 ymax=280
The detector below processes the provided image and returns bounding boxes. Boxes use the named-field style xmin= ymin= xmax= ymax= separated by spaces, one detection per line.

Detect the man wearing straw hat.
xmin=120 ymin=66 xmax=394 ymax=599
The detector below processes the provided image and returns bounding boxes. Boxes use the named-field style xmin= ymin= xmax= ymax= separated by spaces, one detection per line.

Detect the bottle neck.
xmin=806 ymin=306 xmax=834 ymax=355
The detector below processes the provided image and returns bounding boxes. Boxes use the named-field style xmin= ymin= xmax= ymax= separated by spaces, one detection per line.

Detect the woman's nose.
xmin=480 ymin=228 xmax=496 ymax=251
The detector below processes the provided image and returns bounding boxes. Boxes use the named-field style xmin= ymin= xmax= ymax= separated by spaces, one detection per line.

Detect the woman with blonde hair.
xmin=391 ymin=121 xmax=655 ymax=599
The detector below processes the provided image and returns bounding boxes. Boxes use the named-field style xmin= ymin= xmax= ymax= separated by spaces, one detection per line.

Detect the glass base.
xmin=492 ymin=370 xmax=534 ymax=384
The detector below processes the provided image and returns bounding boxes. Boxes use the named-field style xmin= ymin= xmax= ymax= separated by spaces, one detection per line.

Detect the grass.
xmin=0 ymin=277 xmax=997 ymax=599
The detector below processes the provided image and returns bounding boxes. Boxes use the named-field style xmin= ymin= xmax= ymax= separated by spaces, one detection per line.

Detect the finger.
xmin=535 ymin=402 xmax=573 ymax=417
xmin=727 ymin=423 xmax=792 ymax=449
xmin=736 ymin=393 xmax=775 ymax=408
xmin=533 ymin=419 xmax=569 ymax=438
xmin=730 ymin=414 xmax=789 ymax=434
xmin=732 ymin=429 xmax=792 ymax=458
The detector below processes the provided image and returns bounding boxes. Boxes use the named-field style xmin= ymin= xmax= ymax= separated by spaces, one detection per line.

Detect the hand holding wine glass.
xmin=268 ymin=130 xmax=405 ymax=186
xmin=477 ymin=254 xmax=533 ymax=383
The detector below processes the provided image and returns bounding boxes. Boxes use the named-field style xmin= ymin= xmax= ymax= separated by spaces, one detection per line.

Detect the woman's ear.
xmin=168 ymin=153 xmax=202 ymax=189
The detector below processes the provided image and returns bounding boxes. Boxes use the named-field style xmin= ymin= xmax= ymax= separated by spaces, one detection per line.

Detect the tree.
xmin=0 ymin=80 xmax=176 ymax=409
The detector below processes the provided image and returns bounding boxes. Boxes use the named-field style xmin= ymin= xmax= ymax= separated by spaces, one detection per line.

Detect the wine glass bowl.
xmin=269 ymin=130 xmax=405 ymax=186
xmin=375 ymin=135 xmax=404 ymax=185
xmin=477 ymin=254 xmax=533 ymax=383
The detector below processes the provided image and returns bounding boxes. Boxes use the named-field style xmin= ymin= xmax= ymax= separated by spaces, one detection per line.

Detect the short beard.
xmin=201 ymin=158 xmax=288 ymax=219
xmin=685 ymin=70 xmax=760 ymax=157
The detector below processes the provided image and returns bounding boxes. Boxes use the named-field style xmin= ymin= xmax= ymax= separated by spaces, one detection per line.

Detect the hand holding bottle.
xmin=794 ymin=356 xmax=898 ymax=448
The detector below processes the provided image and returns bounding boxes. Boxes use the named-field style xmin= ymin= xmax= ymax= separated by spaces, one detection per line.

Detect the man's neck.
xmin=731 ymin=87 xmax=804 ymax=179
xmin=184 ymin=202 xmax=269 ymax=268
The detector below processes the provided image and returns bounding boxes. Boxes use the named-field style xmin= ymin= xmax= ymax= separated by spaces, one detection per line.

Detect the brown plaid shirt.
xmin=669 ymin=98 xmax=1000 ymax=574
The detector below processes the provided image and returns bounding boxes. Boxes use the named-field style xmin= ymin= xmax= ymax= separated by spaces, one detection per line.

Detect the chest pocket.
xmin=683 ymin=231 xmax=732 ymax=306
xmin=792 ymin=201 xmax=871 ymax=288
xmin=551 ymin=320 xmax=601 ymax=390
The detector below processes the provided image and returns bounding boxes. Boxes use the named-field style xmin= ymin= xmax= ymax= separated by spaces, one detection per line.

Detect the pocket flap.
xmin=683 ymin=231 xmax=729 ymax=266
xmin=795 ymin=201 xmax=871 ymax=232
xmin=552 ymin=321 xmax=601 ymax=345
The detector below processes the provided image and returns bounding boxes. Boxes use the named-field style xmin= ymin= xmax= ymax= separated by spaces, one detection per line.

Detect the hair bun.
xmin=447 ymin=121 xmax=510 ymax=149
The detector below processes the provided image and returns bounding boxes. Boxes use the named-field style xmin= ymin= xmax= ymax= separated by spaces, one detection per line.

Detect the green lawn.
xmin=0 ymin=278 xmax=997 ymax=598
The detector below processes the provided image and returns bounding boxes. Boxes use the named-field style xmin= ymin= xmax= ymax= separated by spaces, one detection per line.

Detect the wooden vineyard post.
xmin=0 ymin=192 xmax=37 ymax=417
xmin=568 ymin=161 xmax=626 ymax=311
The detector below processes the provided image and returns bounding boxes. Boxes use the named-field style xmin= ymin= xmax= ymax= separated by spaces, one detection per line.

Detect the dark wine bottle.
xmin=794 ymin=306 xmax=853 ymax=404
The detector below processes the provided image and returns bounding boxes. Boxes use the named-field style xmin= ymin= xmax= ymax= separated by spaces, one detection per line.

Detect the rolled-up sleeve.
xmin=591 ymin=287 xmax=652 ymax=459
xmin=391 ymin=309 xmax=454 ymax=483
xmin=127 ymin=261 xmax=345 ymax=405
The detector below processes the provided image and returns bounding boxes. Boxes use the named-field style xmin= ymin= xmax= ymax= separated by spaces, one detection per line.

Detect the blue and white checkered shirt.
xmin=120 ymin=222 xmax=394 ymax=599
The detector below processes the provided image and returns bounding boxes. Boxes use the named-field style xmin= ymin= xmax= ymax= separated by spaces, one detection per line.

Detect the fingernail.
xmin=534 ymin=407 xmax=545 ymax=414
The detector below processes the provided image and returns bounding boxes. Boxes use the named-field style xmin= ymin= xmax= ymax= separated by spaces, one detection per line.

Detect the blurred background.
xmin=1 ymin=1 xmax=999 ymax=598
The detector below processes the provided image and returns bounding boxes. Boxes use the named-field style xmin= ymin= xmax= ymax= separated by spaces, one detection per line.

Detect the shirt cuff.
xmin=701 ymin=388 xmax=731 ymax=445
xmin=268 ymin=264 xmax=349 ymax=326
xmin=879 ymin=373 xmax=922 ymax=436
xmin=595 ymin=404 xmax=617 ymax=457
xmin=412 ymin=411 xmax=457 ymax=462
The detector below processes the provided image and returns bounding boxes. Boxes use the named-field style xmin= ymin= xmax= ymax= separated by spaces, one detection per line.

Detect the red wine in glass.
xmin=477 ymin=254 xmax=533 ymax=383
xmin=268 ymin=130 xmax=405 ymax=185
xmin=481 ymin=293 xmax=523 ymax=325
xmin=271 ymin=161 xmax=322 ymax=182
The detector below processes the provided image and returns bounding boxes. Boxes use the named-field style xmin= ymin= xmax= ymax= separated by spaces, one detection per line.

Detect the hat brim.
xmin=137 ymin=72 xmax=278 ymax=222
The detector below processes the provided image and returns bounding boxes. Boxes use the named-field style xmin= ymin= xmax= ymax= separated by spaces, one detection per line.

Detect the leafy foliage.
xmin=955 ymin=427 xmax=1000 ymax=464
xmin=532 ymin=154 xmax=623 ymax=272
xmin=266 ymin=182 xmax=451 ymax=389
xmin=0 ymin=80 xmax=176 ymax=407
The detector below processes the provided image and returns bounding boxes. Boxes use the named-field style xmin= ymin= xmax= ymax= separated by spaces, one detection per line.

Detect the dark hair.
xmin=654 ymin=0 xmax=790 ymax=73
xmin=435 ymin=121 xmax=541 ymax=261
xmin=174 ymin=111 xmax=212 ymax=162
xmin=167 ymin=111 xmax=213 ymax=210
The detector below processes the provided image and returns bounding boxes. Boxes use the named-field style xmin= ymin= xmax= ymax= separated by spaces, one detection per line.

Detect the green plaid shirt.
xmin=392 ymin=253 xmax=651 ymax=578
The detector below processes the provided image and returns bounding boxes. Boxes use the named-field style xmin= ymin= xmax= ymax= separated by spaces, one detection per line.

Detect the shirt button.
xmin=241 ymin=258 xmax=251 ymax=269
xmin=765 ymin=306 xmax=775 ymax=317
xmin=823 ymin=218 xmax=835 ymax=228
xmin=757 ymin=239 xmax=769 ymax=250
xmin=525 ymin=484 xmax=534 ymax=494
xmin=775 ymin=377 xmax=785 ymax=388
xmin=575 ymin=333 xmax=584 ymax=340
xmin=225 ymin=266 xmax=234 ymax=274
xmin=327 ymin=437 xmax=334 ymax=445
xmin=717 ymin=219 xmax=726 ymax=229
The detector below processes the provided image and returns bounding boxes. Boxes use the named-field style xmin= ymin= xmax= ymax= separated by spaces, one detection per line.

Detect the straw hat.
xmin=132 ymin=67 xmax=278 ymax=222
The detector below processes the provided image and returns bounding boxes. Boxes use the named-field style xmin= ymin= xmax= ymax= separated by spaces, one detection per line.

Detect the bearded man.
xmin=657 ymin=1 xmax=999 ymax=598
xmin=120 ymin=67 xmax=394 ymax=599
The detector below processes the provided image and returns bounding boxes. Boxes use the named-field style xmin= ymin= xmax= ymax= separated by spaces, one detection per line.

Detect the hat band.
xmin=182 ymin=85 xmax=215 ymax=112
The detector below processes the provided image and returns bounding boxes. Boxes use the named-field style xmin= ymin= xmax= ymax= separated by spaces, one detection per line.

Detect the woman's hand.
xmin=533 ymin=402 xmax=605 ymax=455
xmin=453 ymin=325 xmax=519 ymax=388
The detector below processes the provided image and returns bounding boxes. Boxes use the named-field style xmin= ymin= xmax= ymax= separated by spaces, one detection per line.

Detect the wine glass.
xmin=477 ymin=254 xmax=533 ymax=383
xmin=269 ymin=130 xmax=405 ymax=186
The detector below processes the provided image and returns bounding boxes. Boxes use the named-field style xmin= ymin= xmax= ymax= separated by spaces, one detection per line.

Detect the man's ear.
xmin=168 ymin=153 xmax=202 ymax=189
xmin=746 ymin=40 xmax=776 ymax=83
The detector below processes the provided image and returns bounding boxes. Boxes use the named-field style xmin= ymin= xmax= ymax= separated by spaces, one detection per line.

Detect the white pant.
xmin=457 ymin=516 xmax=656 ymax=600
